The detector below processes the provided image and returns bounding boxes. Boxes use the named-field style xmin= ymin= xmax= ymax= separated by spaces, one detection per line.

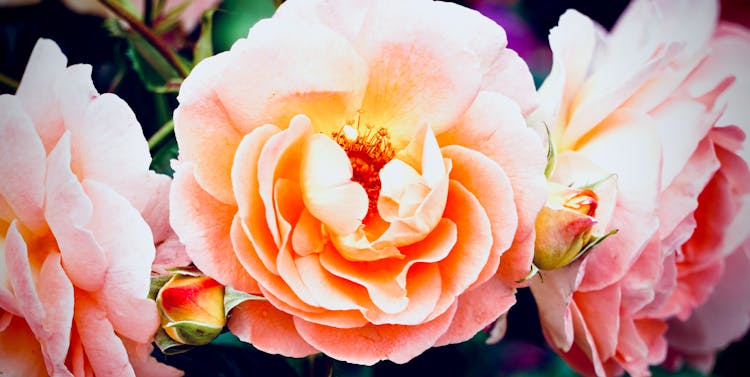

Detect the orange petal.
xmin=320 ymin=219 xmax=457 ymax=314
xmin=438 ymin=91 xmax=547 ymax=247
xmin=170 ymin=163 xmax=259 ymax=294
xmin=300 ymin=133 xmax=368 ymax=235
xmin=441 ymin=145 xmax=517 ymax=288
xmin=294 ymin=301 xmax=458 ymax=365
xmin=363 ymin=263 xmax=442 ymax=326
xmin=174 ymin=52 xmax=242 ymax=206
xmin=435 ymin=180 xmax=492 ymax=307
xmin=210 ymin=17 xmax=367 ymax=136
xmin=258 ymin=116 xmax=313 ymax=245
xmin=354 ymin=1 xmax=486 ymax=149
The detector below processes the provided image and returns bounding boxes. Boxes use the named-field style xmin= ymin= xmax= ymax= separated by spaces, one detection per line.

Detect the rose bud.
xmin=533 ymin=183 xmax=602 ymax=270
xmin=156 ymin=274 xmax=226 ymax=346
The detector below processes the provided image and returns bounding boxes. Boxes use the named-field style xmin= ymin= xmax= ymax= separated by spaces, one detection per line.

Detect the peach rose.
xmin=0 ymin=39 xmax=182 ymax=377
xmin=170 ymin=0 xmax=546 ymax=365
xmin=528 ymin=0 xmax=749 ymax=376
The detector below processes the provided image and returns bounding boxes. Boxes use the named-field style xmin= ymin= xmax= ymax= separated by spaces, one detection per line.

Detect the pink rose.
xmin=169 ymin=0 xmax=546 ymax=365
xmin=529 ymin=0 xmax=750 ymax=376
xmin=0 ymin=39 xmax=182 ymax=377
xmin=661 ymin=22 xmax=750 ymax=373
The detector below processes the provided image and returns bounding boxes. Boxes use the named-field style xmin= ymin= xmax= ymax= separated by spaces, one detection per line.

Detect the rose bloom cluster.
xmin=0 ymin=0 xmax=748 ymax=376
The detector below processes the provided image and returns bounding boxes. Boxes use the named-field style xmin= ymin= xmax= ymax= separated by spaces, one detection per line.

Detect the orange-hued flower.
xmin=169 ymin=0 xmax=546 ymax=365
xmin=0 ymin=39 xmax=182 ymax=377
xmin=157 ymin=274 xmax=226 ymax=346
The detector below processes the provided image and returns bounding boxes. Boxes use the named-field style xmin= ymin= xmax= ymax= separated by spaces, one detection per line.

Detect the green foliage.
xmin=212 ymin=0 xmax=276 ymax=53
xmin=150 ymin=136 xmax=178 ymax=176
xmin=193 ymin=10 xmax=215 ymax=65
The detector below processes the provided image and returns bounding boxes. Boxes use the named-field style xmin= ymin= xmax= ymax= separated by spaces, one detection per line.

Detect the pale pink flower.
xmin=528 ymin=0 xmax=750 ymax=376
xmin=0 ymin=39 xmax=182 ymax=377
xmin=169 ymin=0 xmax=546 ymax=365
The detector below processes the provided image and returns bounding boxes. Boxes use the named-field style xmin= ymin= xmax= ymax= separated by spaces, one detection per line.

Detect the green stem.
xmin=0 ymin=72 xmax=19 ymax=91
xmin=148 ymin=119 xmax=174 ymax=151
xmin=97 ymin=0 xmax=189 ymax=78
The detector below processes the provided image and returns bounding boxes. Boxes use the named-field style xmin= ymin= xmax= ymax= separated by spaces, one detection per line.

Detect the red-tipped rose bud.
xmin=533 ymin=183 xmax=600 ymax=270
xmin=156 ymin=274 xmax=226 ymax=346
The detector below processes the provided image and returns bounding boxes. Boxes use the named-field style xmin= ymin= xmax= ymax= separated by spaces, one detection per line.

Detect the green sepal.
xmin=515 ymin=263 xmax=540 ymax=284
xmin=576 ymin=229 xmax=619 ymax=258
xmin=149 ymin=275 xmax=172 ymax=301
xmin=167 ymin=264 xmax=204 ymax=277
xmin=164 ymin=320 xmax=223 ymax=346
xmin=224 ymin=287 xmax=267 ymax=317
xmin=543 ymin=123 xmax=556 ymax=179
xmin=579 ymin=173 xmax=618 ymax=190
xmin=154 ymin=327 xmax=195 ymax=355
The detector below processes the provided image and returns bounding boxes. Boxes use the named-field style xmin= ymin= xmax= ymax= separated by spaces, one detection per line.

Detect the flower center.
xmin=332 ymin=119 xmax=394 ymax=221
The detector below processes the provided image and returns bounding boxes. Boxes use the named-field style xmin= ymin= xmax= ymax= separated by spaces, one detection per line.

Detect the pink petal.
xmin=0 ymin=316 xmax=48 ymax=377
xmin=574 ymin=285 xmax=622 ymax=362
xmin=74 ymin=292 xmax=135 ymax=377
xmin=434 ymin=276 xmax=515 ymax=346
xmin=228 ymin=300 xmax=318 ymax=358
xmin=530 ymin=262 xmax=583 ymax=352
xmin=14 ymin=38 xmax=66 ymax=153
xmin=0 ymin=95 xmax=47 ymax=234
xmin=122 ymin=338 xmax=184 ymax=377
xmin=44 ymin=133 xmax=106 ymax=291
xmin=82 ymin=180 xmax=159 ymax=344
xmin=69 ymin=93 xmax=154 ymax=213
xmin=170 ymin=163 xmax=260 ymax=294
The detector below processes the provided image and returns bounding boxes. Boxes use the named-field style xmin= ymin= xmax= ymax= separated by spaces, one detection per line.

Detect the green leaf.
xmin=213 ymin=0 xmax=276 ymax=53
xmin=148 ymin=275 xmax=172 ymax=301
xmin=224 ymin=287 xmax=267 ymax=316
xmin=193 ymin=10 xmax=215 ymax=65
xmin=107 ymin=21 xmax=188 ymax=93
xmin=150 ymin=136 xmax=178 ymax=176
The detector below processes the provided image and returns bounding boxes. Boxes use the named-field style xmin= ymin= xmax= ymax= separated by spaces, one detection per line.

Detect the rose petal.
xmin=294 ymin=301 xmax=458 ymax=365
xmin=0 ymin=95 xmax=47 ymax=234
xmin=170 ymin=163 xmax=260 ymax=294
xmin=44 ymin=133 xmax=107 ymax=292
xmin=228 ymin=300 xmax=318 ymax=358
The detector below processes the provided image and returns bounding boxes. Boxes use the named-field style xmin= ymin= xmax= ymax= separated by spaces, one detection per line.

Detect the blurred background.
xmin=1 ymin=0 xmax=748 ymax=376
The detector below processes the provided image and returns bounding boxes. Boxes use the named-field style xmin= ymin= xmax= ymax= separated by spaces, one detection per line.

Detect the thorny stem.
xmin=97 ymin=0 xmax=189 ymax=78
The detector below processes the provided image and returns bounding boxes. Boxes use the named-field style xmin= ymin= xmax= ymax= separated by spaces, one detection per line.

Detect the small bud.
xmin=156 ymin=274 xmax=226 ymax=346
xmin=533 ymin=183 xmax=600 ymax=270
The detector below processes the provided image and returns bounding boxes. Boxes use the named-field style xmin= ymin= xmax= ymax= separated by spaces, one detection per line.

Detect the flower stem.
xmin=0 ymin=72 xmax=19 ymax=91
xmin=97 ymin=0 xmax=189 ymax=79
xmin=148 ymin=119 xmax=174 ymax=151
